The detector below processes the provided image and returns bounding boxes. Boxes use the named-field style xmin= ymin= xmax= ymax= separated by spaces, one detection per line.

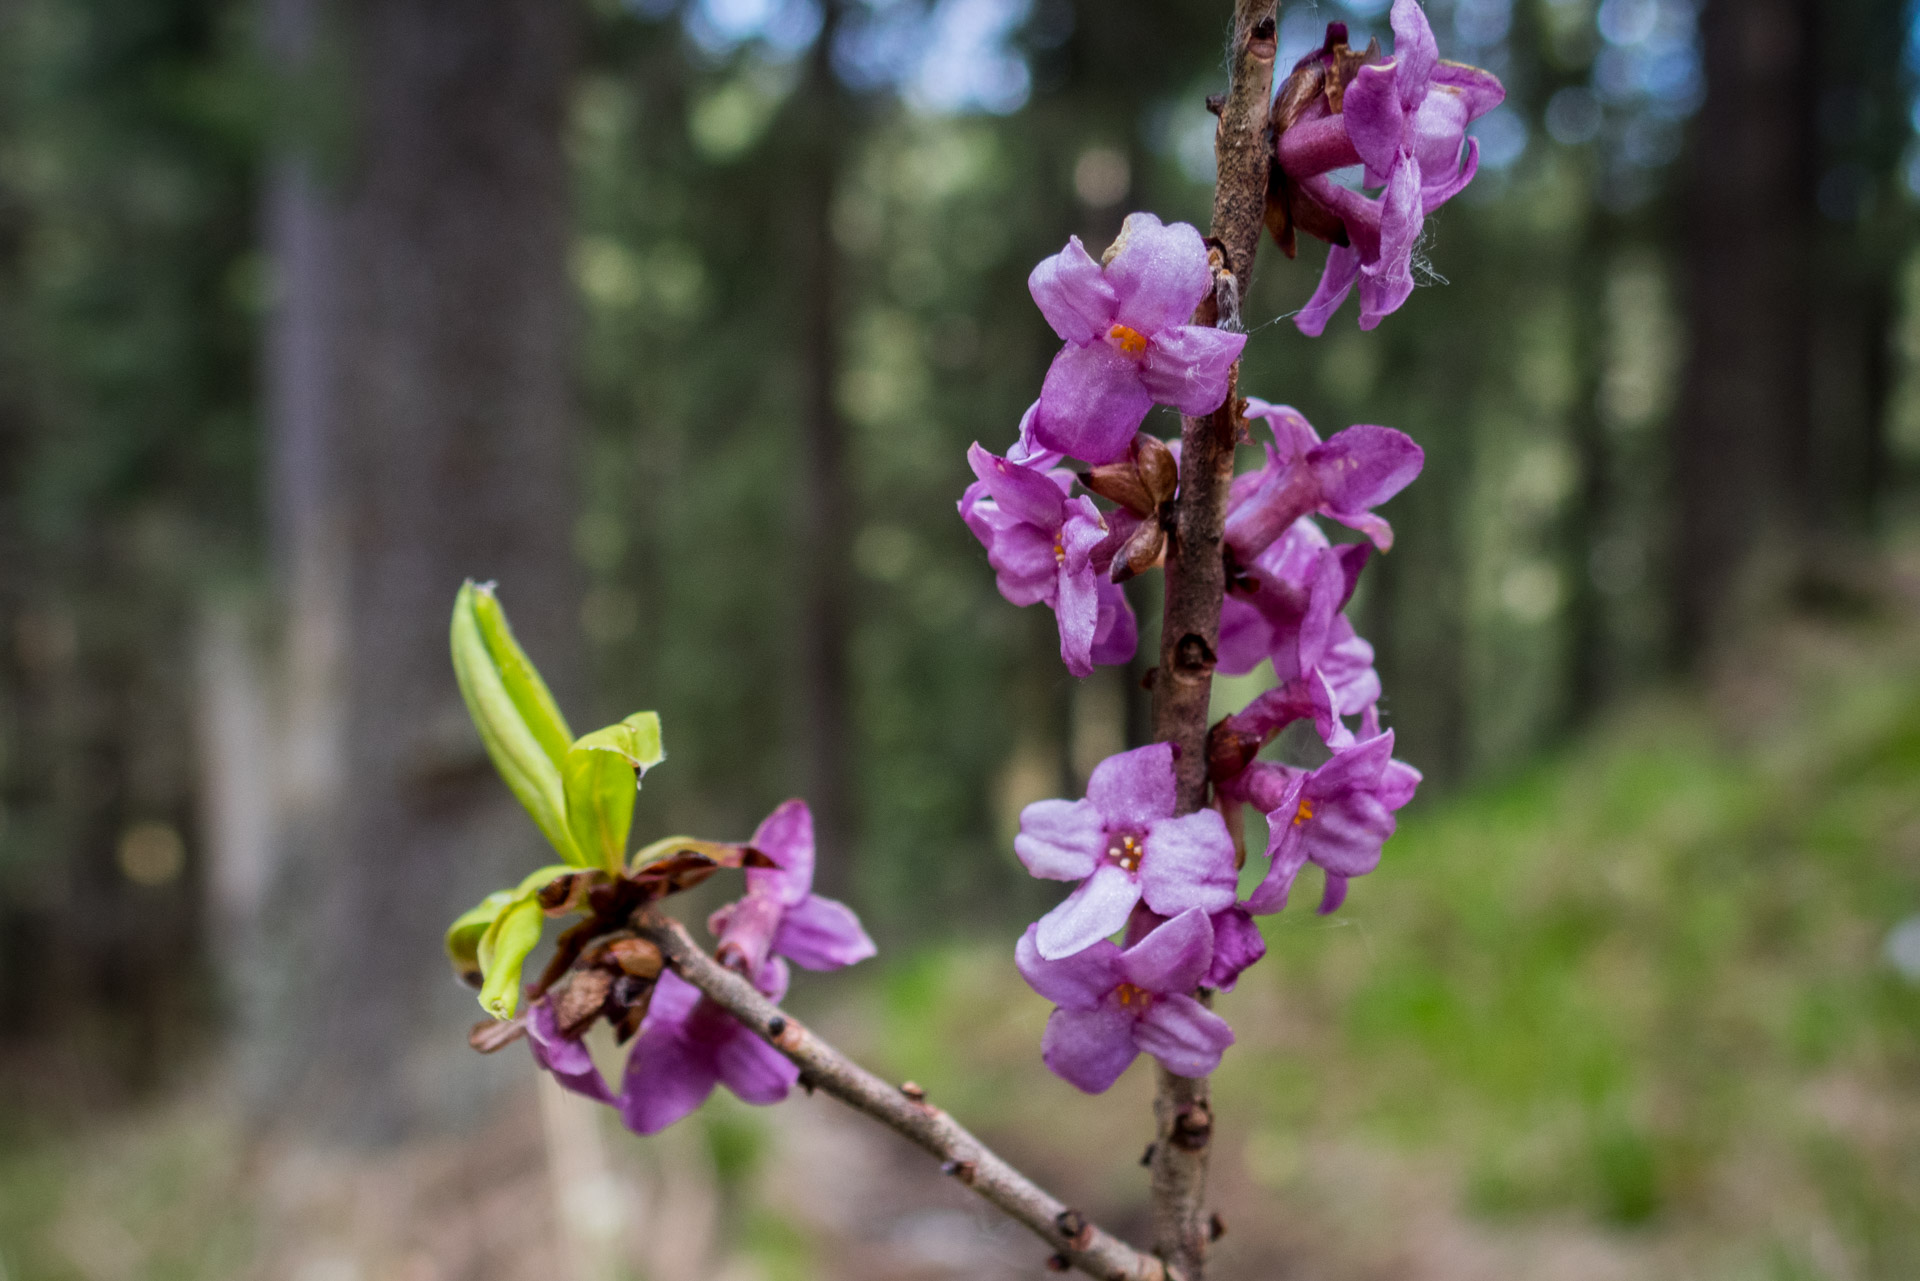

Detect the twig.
xmin=1147 ymin=3 xmax=1279 ymax=1277
xmin=632 ymin=910 xmax=1174 ymax=1281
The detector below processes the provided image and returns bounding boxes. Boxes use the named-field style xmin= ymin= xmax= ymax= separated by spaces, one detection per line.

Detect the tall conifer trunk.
xmin=261 ymin=0 xmax=579 ymax=1139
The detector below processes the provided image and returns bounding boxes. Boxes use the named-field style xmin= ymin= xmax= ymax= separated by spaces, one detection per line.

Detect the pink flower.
xmin=1015 ymin=743 xmax=1239 ymax=959
xmin=1017 ymin=908 xmax=1234 ymax=1093
xmin=1027 ymin=213 xmax=1245 ymax=465
xmin=959 ymin=443 xmax=1136 ymax=677
xmin=1276 ymin=2 xmax=1505 ymax=333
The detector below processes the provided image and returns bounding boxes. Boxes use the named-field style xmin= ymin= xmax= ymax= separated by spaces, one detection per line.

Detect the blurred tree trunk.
xmin=260 ymin=0 xmax=579 ymax=1140
xmin=792 ymin=3 xmax=856 ymax=898
xmin=1672 ymin=0 xmax=1815 ymax=663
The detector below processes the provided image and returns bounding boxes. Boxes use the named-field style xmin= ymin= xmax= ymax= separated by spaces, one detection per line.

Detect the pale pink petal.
xmin=1138 ymin=810 xmax=1239 ymax=918
xmin=1016 ymin=924 xmax=1121 ymax=1010
xmin=1029 ymin=234 xmax=1118 ymax=345
xmin=1116 ymin=906 xmax=1213 ymax=995
xmin=1014 ymin=798 xmax=1106 ymax=881
xmin=1132 ymin=993 xmax=1234 ymax=1078
xmin=1036 ymin=862 xmax=1143 ymax=959
xmin=1042 ymin=1003 xmax=1140 ymax=1093
xmin=1431 ymin=62 xmax=1505 ymax=121
xmin=1358 ymin=157 xmax=1422 ymax=330
xmin=1087 ymin=742 xmax=1178 ymax=826
xmin=1138 ymin=325 xmax=1246 ymax=417
xmin=1105 ymin=213 xmax=1213 ymax=335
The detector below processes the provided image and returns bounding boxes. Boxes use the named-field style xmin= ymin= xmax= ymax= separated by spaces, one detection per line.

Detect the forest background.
xmin=3 ymin=0 xmax=1920 ymax=1278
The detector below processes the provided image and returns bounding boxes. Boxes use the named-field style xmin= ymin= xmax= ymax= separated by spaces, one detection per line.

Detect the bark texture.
xmin=1146 ymin=3 xmax=1277 ymax=1276
xmin=262 ymin=0 xmax=580 ymax=1139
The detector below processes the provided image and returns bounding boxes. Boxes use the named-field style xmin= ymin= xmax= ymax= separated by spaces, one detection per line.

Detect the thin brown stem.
xmin=631 ymin=910 xmax=1174 ymax=1281
xmin=1146 ymin=3 xmax=1278 ymax=1277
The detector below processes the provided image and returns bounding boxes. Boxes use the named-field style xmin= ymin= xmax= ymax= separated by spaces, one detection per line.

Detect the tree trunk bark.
xmin=1672 ymin=0 xmax=1814 ymax=664
xmin=259 ymin=0 xmax=580 ymax=1140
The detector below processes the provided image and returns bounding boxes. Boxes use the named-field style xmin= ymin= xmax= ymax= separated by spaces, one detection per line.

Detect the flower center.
xmin=1292 ymin=797 xmax=1315 ymax=827
xmin=1053 ymin=536 xmax=1066 ymax=565
xmin=1106 ymin=833 xmax=1143 ymax=873
xmin=1107 ymin=323 xmax=1149 ymax=357
xmin=1115 ymin=982 xmax=1152 ymax=1010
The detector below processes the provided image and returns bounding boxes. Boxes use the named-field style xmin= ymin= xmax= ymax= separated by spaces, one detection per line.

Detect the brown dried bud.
xmin=555 ymin=967 xmax=614 ymax=1037
xmin=468 ymin=1017 xmax=529 ymax=1054
xmin=1172 ymin=1103 xmax=1214 ymax=1151
xmin=536 ymin=871 xmax=597 ymax=915
xmin=604 ymin=935 xmax=664 ymax=979
xmin=1111 ymin=519 xmax=1166 ymax=585
xmin=900 ymin=1081 xmax=927 ymax=1102
xmin=1044 ymin=1253 xmax=1071 ymax=1273
xmin=1208 ymin=719 xmax=1261 ymax=783
xmin=1209 ymin=1212 xmax=1228 ymax=1242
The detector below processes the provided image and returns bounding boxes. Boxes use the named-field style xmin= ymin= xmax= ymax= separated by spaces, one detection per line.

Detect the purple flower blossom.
xmin=621 ymin=961 xmax=800 ymax=1134
xmin=1243 ymin=729 xmax=1422 ymax=915
xmin=1275 ymin=2 xmax=1505 ymax=334
xmin=1016 ymin=907 xmax=1235 ymax=1092
xmin=1027 ymin=213 xmax=1246 ymax=465
xmin=1016 ymin=743 xmax=1239 ymax=958
xmin=1126 ymin=902 xmax=1267 ymax=993
xmin=527 ymin=997 xmax=615 ymax=1104
xmin=1217 ymin=515 xmax=1370 ymax=682
xmin=959 ymin=444 xmax=1137 ymax=677
xmin=1223 ymin=401 xmax=1424 ymax=561
xmin=708 ymin=799 xmax=876 ymax=976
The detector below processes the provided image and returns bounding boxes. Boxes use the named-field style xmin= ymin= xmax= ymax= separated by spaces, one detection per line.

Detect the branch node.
xmin=1046 ymin=1253 xmax=1072 ymax=1273
xmin=1140 ymin=1142 xmax=1157 ymax=1167
xmin=1171 ymin=1103 xmax=1213 ymax=1152
xmin=1208 ymin=1213 xmax=1227 ymax=1242
xmin=900 ymin=1080 xmax=926 ymax=1102
xmin=941 ymin=1158 xmax=979 ymax=1186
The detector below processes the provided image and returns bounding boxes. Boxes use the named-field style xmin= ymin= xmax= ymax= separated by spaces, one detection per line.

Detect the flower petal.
xmin=1138 ymin=810 xmax=1239 ymax=918
xmin=1029 ymin=234 xmax=1118 ymax=345
xmin=1431 ymin=62 xmax=1506 ymax=122
xmin=1036 ymin=862 xmax=1143 ymax=959
xmin=1042 ymin=1003 xmax=1140 ymax=1093
xmin=620 ymin=1020 xmax=718 ymax=1135
xmin=1341 ymin=62 xmax=1408 ymax=182
xmin=1207 ymin=905 xmax=1267 ymax=992
xmin=1309 ymin=425 xmax=1424 ymax=523
xmin=1016 ymin=923 xmax=1121 ymax=1010
xmin=1106 ymin=213 xmax=1212 ymax=335
xmin=1086 ymin=742 xmax=1178 ymax=826
xmin=774 ymin=893 xmax=877 ymax=970
xmin=746 ymin=799 xmax=814 ymax=905
xmin=1133 ymin=993 xmax=1235 ymax=1078
xmin=1295 ymin=243 xmax=1361 ymax=336
xmin=1358 ymin=157 xmax=1421 ymax=330
xmin=1390 ymin=0 xmax=1439 ymax=105
xmin=1138 ymin=325 xmax=1246 ymax=417
xmin=1014 ymin=798 xmax=1106 ymax=880
xmin=1033 ymin=341 xmax=1155 ymax=465
xmin=1090 ymin=578 xmax=1139 ymax=668
xmin=527 ymin=1000 xmax=615 ymax=1104
xmin=1008 ymin=401 xmax=1065 ymax=470
xmin=715 ymin=1024 xmax=800 ymax=1105
xmin=1117 ymin=906 xmax=1213 ymax=995
xmin=967 ymin=442 xmax=1066 ymax=531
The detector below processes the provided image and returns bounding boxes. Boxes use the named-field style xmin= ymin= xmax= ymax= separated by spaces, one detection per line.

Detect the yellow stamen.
xmin=1107 ymin=323 xmax=1148 ymax=356
xmin=1292 ymin=798 xmax=1315 ymax=827
xmin=1107 ymin=834 xmax=1143 ymax=873
xmin=1053 ymin=537 xmax=1066 ymax=564
xmin=1115 ymin=982 xmax=1152 ymax=1009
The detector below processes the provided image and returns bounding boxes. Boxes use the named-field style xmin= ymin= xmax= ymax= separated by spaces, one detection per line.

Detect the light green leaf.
xmin=469 ymin=582 xmax=573 ymax=769
xmin=444 ymin=864 xmax=576 ymax=984
xmin=563 ymin=712 xmax=666 ymax=874
xmin=451 ymin=582 xmax=584 ymax=865
xmin=477 ymin=897 xmax=546 ymax=1019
